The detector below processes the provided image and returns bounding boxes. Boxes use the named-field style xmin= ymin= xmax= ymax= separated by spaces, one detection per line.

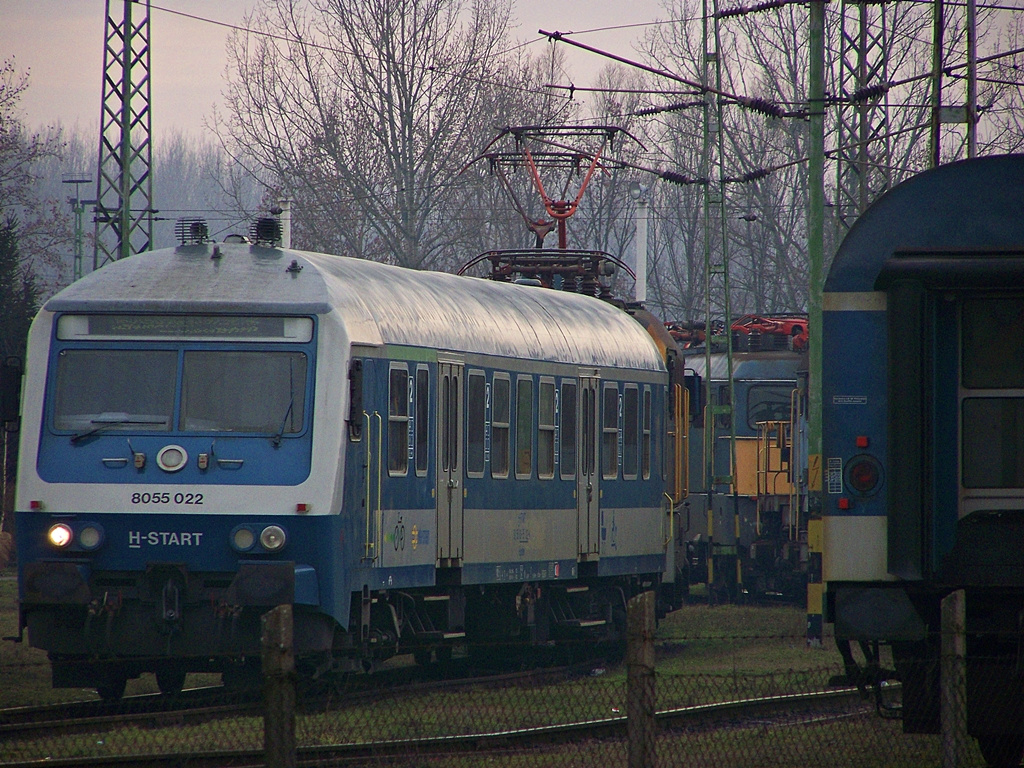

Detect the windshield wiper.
xmin=70 ymin=417 xmax=168 ymax=444
xmin=271 ymin=397 xmax=294 ymax=448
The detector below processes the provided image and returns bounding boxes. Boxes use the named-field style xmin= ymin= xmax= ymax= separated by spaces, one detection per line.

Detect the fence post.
xmin=627 ymin=590 xmax=656 ymax=768
xmin=941 ymin=589 xmax=967 ymax=768
xmin=263 ymin=604 xmax=296 ymax=768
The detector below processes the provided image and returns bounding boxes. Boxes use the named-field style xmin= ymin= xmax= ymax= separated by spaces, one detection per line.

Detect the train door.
xmin=578 ymin=375 xmax=600 ymax=561
xmin=436 ymin=361 xmax=464 ymax=566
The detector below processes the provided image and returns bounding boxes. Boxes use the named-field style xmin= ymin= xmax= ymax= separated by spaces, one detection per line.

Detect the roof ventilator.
xmin=174 ymin=217 xmax=209 ymax=246
xmin=250 ymin=217 xmax=283 ymax=247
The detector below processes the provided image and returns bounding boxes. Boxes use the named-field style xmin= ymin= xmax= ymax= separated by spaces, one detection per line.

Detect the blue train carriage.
xmin=12 ymin=229 xmax=680 ymax=699
xmin=822 ymin=154 xmax=1024 ymax=767
xmin=677 ymin=340 xmax=808 ymax=602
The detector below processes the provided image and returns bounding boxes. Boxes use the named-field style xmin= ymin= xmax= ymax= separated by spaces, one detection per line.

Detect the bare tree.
xmin=219 ymin=0 xmax=564 ymax=270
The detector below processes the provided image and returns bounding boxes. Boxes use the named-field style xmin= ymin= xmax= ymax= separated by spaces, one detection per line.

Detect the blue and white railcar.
xmin=14 ymin=236 xmax=673 ymax=697
xmin=822 ymin=155 xmax=1024 ymax=767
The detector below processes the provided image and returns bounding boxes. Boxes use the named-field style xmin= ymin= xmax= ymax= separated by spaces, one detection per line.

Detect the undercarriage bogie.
xmin=29 ymin=575 xmax=655 ymax=697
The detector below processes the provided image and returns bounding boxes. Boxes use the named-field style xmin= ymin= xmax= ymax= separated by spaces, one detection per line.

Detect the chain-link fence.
xmin=0 ymin=597 xmax=1015 ymax=767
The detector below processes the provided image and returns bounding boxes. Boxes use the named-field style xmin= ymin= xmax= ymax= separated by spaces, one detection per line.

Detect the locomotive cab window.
xmin=54 ymin=349 xmax=176 ymax=432
xmin=388 ymin=364 xmax=410 ymax=476
xmin=180 ymin=350 xmax=307 ymax=435
xmin=747 ymin=384 xmax=793 ymax=429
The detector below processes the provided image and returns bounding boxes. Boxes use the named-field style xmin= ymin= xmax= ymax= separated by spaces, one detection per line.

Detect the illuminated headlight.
xmin=259 ymin=525 xmax=287 ymax=552
xmin=47 ymin=523 xmax=73 ymax=548
xmin=231 ymin=526 xmax=256 ymax=552
xmin=78 ymin=525 xmax=104 ymax=550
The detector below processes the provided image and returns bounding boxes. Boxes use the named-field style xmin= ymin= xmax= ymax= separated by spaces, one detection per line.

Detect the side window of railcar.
xmin=415 ymin=367 xmax=429 ymax=475
xmin=602 ymin=383 xmax=619 ymax=479
xmin=491 ymin=374 xmax=511 ymax=478
xmin=539 ymin=378 xmax=556 ymax=479
xmin=467 ymin=371 xmax=486 ymax=477
xmin=623 ymin=384 xmax=639 ymax=479
xmin=560 ymin=380 xmax=577 ymax=480
xmin=388 ymin=364 xmax=409 ymax=476
xmin=642 ymin=387 xmax=652 ymax=480
xmin=516 ymin=377 xmax=534 ymax=479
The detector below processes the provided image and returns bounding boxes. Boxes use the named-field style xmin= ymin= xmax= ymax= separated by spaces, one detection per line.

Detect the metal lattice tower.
xmin=93 ymin=0 xmax=154 ymax=270
xmin=834 ymin=0 xmax=892 ymax=232
xmin=702 ymin=0 xmax=739 ymax=596
xmin=929 ymin=0 xmax=978 ymax=165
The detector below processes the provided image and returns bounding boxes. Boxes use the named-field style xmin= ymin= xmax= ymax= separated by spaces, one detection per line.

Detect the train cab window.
xmin=415 ymin=367 xmax=429 ymax=475
xmin=467 ymin=371 xmax=486 ymax=476
xmin=180 ymin=350 xmax=307 ymax=434
xmin=516 ymin=377 xmax=534 ymax=479
xmin=623 ymin=385 xmax=639 ymax=479
xmin=55 ymin=349 xmax=176 ymax=431
xmin=602 ymin=383 xmax=619 ymax=479
xmin=642 ymin=388 xmax=652 ymax=479
xmin=538 ymin=379 xmax=555 ymax=479
xmin=388 ymin=365 xmax=410 ymax=475
xmin=747 ymin=385 xmax=793 ymax=429
xmin=560 ymin=380 xmax=577 ymax=480
xmin=491 ymin=375 xmax=510 ymax=478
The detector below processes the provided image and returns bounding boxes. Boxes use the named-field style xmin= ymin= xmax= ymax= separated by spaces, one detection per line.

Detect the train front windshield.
xmin=53 ymin=347 xmax=307 ymax=436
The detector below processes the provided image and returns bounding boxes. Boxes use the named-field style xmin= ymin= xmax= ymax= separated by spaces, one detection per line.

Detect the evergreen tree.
xmin=0 ymin=213 xmax=38 ymax=359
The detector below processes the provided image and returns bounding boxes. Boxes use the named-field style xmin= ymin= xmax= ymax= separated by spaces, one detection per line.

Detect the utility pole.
xmin=806 ymin=0 xmax=826 ymax=647
xmin=94 ymin=0 xmax=154 ymax=270
xmin=702 ymin=0 xmax=739 ymax=602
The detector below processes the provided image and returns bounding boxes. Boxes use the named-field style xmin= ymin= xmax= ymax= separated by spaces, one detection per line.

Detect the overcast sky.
xmin=3 ymin=0 xmax=667 ymax=139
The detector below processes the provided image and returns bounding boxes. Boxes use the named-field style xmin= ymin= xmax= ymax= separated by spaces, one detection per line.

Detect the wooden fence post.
xmin=627 ymin=590 xmax=656 ymax=768
xmin=941 ymin=589 xmax=967 ymax=768
xmin=263 ymin=604 xmax=296 ymax=768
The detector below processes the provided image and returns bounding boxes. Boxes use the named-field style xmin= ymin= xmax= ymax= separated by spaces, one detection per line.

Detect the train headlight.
xmin=78 ymin=525 xmax=104 ymax=550
xmin=231 ymin=526 xmax=256 ymax=552
xmin=47 ymin=523 xmax=73 ymax=548
xmin=157 ymin=445 xmax=188 ymax=472
xmin=259 ymin=525 xmax=287 ymax=552
xmin=845 ymin=454 xmax=883 ymax=497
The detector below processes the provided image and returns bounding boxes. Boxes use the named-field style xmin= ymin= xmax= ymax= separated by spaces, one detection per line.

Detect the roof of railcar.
xmin=825 ymin=154 xmax=1024 ymax=293
xmin=681 ymin=351 xmax=805 ymax=381
xmin=45 ymin=243 xmax=666 ymax=372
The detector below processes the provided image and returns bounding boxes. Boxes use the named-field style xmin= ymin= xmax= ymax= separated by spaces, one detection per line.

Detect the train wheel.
xmin=978 ymin=735 xmax=1024 ymax=768
xmin=156 ymin=668 xmax=187 ymax=695
xmin=96 ymin=674 xmax=127 ymax=702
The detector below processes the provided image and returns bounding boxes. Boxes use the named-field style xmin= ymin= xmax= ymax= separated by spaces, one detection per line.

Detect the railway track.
xmin=0 ymin=659 xmax=595 ymax=744
xmin=0 ymin=685 xmax=868 ymax=768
